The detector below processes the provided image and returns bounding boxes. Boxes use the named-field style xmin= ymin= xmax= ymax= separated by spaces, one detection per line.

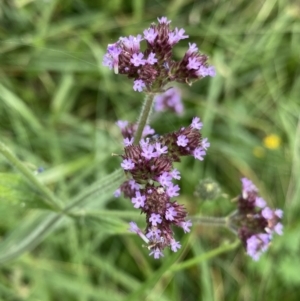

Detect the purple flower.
xmin=146 ymin=228 xmax=161 ymax=240
xmin=116 ymin=120 xmax=129 ymax=130
xmin=103 ymin=17 xmax=215 ymax=92
xmin=114 ymin=188 xmax=121 ymax=198
xmin=274 ymin=223 xmax=283 ymax=235
xmin=141 ymin=143 xmax=157 ymax=160
xmin=261 ymin=207 xmax=273 ymax=219
xmin=187 ymin=42 xmax=198 ymax=54
xmin=149 ymin=213 xmax=162 ymax=226
xmin=241 ymin=177 xmax=258 ymax=198
xmin=165 ymin=206 xmax=177 ymax=221
xmin=170 ymin=239 xmax=181 ymax=252
xmin=187 ymin=57 xmax=201 ymax=70
xmin=129 ymin=221 xmax=150 ymax=244
xmin=168 ymin=28 xmax=189 ymax=45
xmin=157 ymin=16 xmax=171 ymax=24
xmin=166 ymin=183 xmax=180 ymax=197
xmin=180 ymin=220 xmax=192 ymax=233
xmin=130 ymin=52 xmax=146 ymax=66
xmin=143 ymin=28 xmax=158 ymax=44
xmin=191 ymin=117 xmax=203 ymax=130
xmin=133 ymin=79 xmax=146 ymax=92
xmin=123 ymin=137 xmax=134 ymax=146
xmin=149 ymin=248 xmax=164 ymax=259
xmin=102 ymin=43 xmax=122 ymax=73
xmin=177 ymin=135 xmax=189 ymax=147
xmin=147 ymin=52 xmax=158 ymax=65
xmin=121 ymin=158 xmax=135 ymax=170
xmin=155 ymin=142 xmax=168 ymax=155
xmin=142 ymin=125 xmax=155 ymax=137
xmin=131 ymin=191 xmax=146 ymax=208
xmin=128 ymin=179 xmax=140 ymax=191
xmin=171 ymin=169 xmax=181 ymax=180
xmin=196 ymin=66 xmax=216 ymax=77
xmin=275 ymin=209 xmax=283 ymax=218
xmin=255 ymin=197 xmax=266 ymax=208
xmin=154 ymin=88 xmax=183 ymax=115
xmin=120 ymin=35 xmax=143 ymax=52
xmin=193 ymin=147 xmax=206 ymax=160
xmin=158 ymin=172 xmax=173 ymax=187
xmin=129 ymin=221 xmax=140 ymax=233
xmin=246 ymin=233 xmax=270 ymax=261
xmin=201 ymin=138 xmax=210 ymax=150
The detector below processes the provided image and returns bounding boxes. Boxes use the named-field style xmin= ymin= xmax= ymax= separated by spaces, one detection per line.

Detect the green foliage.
xmin=0 ymin=0 xmax=299 ymax=300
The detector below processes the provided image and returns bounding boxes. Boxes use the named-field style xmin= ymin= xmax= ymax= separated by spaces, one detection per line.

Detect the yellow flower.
xmin=263 ymin=134 xmax=281 ymax=150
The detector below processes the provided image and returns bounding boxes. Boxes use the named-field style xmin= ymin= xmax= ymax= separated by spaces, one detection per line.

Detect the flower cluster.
xmin=229 ymin=178 xmax=283 ymax=261
xmin=102 ymin=17 xmax=215 ymax=93
xmin=115 ymin=117 xmax=209 ymax=258
xmin=154 ymin=87 xmax=184 ymax=115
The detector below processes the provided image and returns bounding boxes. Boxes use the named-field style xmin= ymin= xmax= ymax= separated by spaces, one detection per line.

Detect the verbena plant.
xmin=0 ymin=17 xmax=283 ymax=264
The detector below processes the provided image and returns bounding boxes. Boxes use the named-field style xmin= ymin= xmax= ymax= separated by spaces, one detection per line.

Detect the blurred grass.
xmin=0 ymin=0 xmax=300 ymax=300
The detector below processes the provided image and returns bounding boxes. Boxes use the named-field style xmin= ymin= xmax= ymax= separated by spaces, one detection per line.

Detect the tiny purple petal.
xmin=165 ymin=206 xmax=177 ymax=221
xmin=120 ymin=35 xmax=142 ymax=52
xmin=133 ymin=79 xmax=146 ymax=92
xmin=196 ymin=66 xmax=216 ymax=77
xmin=149 ymin=213 xmax=162 ymax=226
xmin=114 ymin=188 xmax=121 ymax=198
xmin=241 ymin=178 xmax=258 ymax=195
xmin=128 ymin=179 xmax=140 ymax=191
xmin=171 ymin=169 xmax=181 ymax=180
xmin=121 ymin=158 xmax=135 ymax=170
xmin=168 ymin=27 xmax=188 ymax=44
xmin=141 ymin=143 xmax=157 ymax=160
xmin=181 ymin=220 xmax=192 ymax=233
xmin=143 ymin=28 xmax=158 ymax=43
xmin=191 ymin=117 xmax=203 ymax=130
xmin=166 ymin=183 xmax=180 ymax=197
xmin=155 ymin=142 xmax=168 ymax=155
xmin=129 ymin=221 xmax=139 ymax=233
xmin=123 ymin=137 xmax=134 ymax=146
xmin=146 ymin=228 xmax=161 ymax=240
xmin=246 ymin=233 xmax=270 ymax=261
xmin=274 ymin=223 xmax=283 ymax=235
xmin=147 ymin=52 xmax=158 ymax=65
xmin=187 ymin=42 xmax=198 ymax=54
xmin=170 ymin=239 xmax=181 ymax=252
xmin=158 ymin=172 xmax=173 ymax=187
xmin=275 ymin=209 xmax=283 ymax=218
xmin=193 ymin=147 xmax=206 ymax=160
xmin=131 ymin=191 xmax=146 ymax=208
xmin=187 ymin=57 xmax=201 ymax=70
xmin=149 ymin=248 xmax=164 ymax=259
xmin=116 ymin=120 xmax=128 ymax=130
xmin=255 ymin=197 xmax=266 ymax=208
xmin=130 ymin=52 xmax=146 ymax=67
xmin=201 ymin=138 xmax=210 ymax=150
xmin=157 ymin=16 xmax=171 ymax=24
xmin=262 ymin=207 xmax=273 ymax=220
xmin=177 ymin=135 xmax=189 ymax=147
xmin=142 ymin=125 xmax=155 ymax=137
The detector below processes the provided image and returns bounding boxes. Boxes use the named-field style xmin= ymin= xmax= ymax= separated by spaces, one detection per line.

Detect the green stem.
xmin=191 ymin=215 xmax=229 ymax=227
xmin=170 ymin=240 xmax=240 ymax=272
xmin=133 ymin=93 xmax=155 ymax=144
xmin=0 ymin=141 xmax=62 ymax=211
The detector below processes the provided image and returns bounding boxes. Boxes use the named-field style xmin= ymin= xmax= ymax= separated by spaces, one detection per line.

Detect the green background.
xmin=0 ymin=0 xmax=299 ymax=300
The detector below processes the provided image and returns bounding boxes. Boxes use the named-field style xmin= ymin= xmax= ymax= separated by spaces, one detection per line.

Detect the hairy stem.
xmin=191 ymin=215 xmax=229 ymax=227
xmin=134 ymin=93 xmax=155 ymax=144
